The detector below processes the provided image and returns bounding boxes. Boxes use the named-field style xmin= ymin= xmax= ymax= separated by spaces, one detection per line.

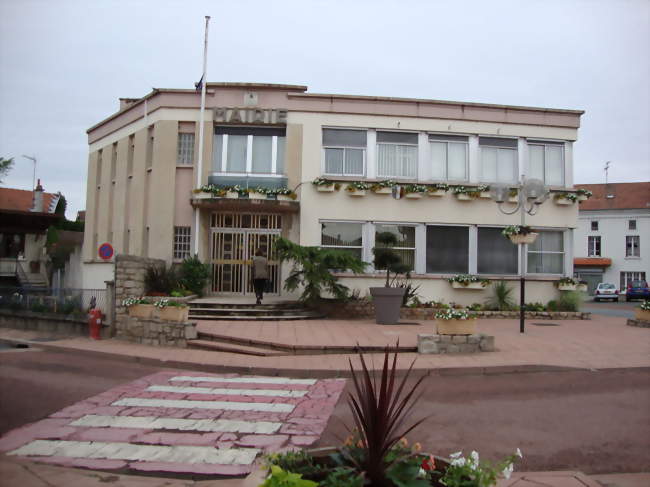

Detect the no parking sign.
xmin=98 ymin=243 xmax=114 ymax=260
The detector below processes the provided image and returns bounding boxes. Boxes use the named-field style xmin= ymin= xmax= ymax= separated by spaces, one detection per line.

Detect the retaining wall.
xmin=0 ymin=310 xmax=109 ymax=338
xmin=418 ymin=333 xmax=495 ymax=354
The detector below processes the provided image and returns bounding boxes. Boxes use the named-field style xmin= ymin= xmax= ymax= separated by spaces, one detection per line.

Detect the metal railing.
xmin=0 ymin=287 xmax=108 ymax=317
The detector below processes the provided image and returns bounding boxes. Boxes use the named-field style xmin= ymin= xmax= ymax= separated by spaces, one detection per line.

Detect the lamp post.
xmin=489 ymin=177 xmax=549 ymax=333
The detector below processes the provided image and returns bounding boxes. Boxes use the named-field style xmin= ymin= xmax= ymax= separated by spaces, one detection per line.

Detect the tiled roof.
xmin=0 ymin=187 xmax=59 ymax=213
xmin=576 ymin=182 xmax=650 ymax=210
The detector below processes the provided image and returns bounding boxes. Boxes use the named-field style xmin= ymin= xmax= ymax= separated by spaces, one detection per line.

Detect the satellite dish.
xmin=489 ymin=183 xmax=509 ymax=203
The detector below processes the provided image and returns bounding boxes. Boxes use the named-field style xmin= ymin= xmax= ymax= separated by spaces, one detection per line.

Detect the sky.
xmin=0 ymin=0 xmax=648 ymax=219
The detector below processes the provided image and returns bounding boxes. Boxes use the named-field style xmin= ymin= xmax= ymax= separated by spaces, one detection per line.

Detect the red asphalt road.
xmin=1 ymin=347 xmax=649 ymax=475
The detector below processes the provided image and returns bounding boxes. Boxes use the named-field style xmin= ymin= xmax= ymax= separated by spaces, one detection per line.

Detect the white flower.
xmin=451 ymin=458 xmax=466 ymax=467
xmin=450 ymin=451 xmax=463 ymax=459
xmin=502 ymin=462 xmax=514 ymax=479
xmin=470 ymin=450 xmax=479 ymax=466
xmin=516 ymin=448 xmax=523 ymax=458
xmin=418 ymin=468 xmax=427 ymax=478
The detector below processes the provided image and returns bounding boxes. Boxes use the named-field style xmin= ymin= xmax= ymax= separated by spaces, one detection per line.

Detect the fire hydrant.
xmin=88 ymin=308 xmax=102 ymax=340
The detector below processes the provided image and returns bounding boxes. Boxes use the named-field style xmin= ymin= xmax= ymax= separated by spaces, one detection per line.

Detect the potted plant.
xmin=193 ymin=184 xmax=227 ymax=199
xmin=576 ymin=188 xmax=593 ymax=201
xmin=577 ymin=280 xmax=589 ymax=292
xmin=371 ymin=180 xmax=397 ymax=195
xmin=154 ymin=298 xmax=189 ymax=322
xmin=451 ymin=186 xmax=482 ymax=201
xmin=635 ymin=300 xmax=650 ymax=322
xmin=448 ymin=274 xmax=490 ymax=290
xmin=269 ymin=188 xmax=298 ymax=201
xmin=555 ymin=277 xmax=579 ymax=291
xmin=554 ymin=192 xmax=578 ymax=205
xmin=501 ymin=225 xmax=538 ymax=245
xmin=403 ymin=184 xmax=428 ymax=199
xmin=247 ymin=187 xmax=268 ymax=199
xmin=427 ymin=183 xmax=449 ymax=197
xmin=122 ymin=297 xmax=154 ymax=318
xmin=346 ymin=181 xmax=370 ymax=196
xmin=369 ymin=232 xmax=411 ymax=324
xmin=312 ymin=177 xmax=341 ymax=192
xmin=434 ymin=308 xmax=477 ymax=335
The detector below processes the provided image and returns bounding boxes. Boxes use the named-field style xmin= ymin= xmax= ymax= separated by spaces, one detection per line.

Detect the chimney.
xmin=31 ymin=179 xmax=44 ymax=212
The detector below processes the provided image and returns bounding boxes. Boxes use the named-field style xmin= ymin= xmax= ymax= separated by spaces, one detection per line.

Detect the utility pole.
xmin=604 ymin=161 xmax=611 ymax=185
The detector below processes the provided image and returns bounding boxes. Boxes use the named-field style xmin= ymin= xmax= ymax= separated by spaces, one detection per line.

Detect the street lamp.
xmin=489 ymin=177 xmax=550 ymax=333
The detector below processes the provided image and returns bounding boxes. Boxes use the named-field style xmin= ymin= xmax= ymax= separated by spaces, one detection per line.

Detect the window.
xmin=110 ymin=142 xmax=117 ymax=180
xmin=479 ymin=137 xmax=517 ymax=183
xmin=212 ymin=127 xmax=286 ymax=175
xmin=426 ymin=226 xmax=469 ymax=273
xmin=177 ymin=133 xmax=195 ymax=165
xmin=173 ymin=227 xmax=191 ymax=260
xmin=127 ymin=134 xmax=134 ymax=176
xmin=629 ymin=220 xmax=637 ymax=230
xmin=477 ymin=227 xmax=518 ymax=274
xmin=374 ymin=224 xmax=416 ymax=272
xmin=322 ymin=129 xmax=366 ymax=176
xmin=377 ymin=132 xmax=418 ymax=179
xmin=320 ymin=222 xmax=363 ymax=260
xmin=527 ymin=231 xmax=564 ymax=274
xmin=591 ymin=221 xmax=598 ymax=231
xmin=626 ymin=235 xmax=640 ymax=257
xmin=146 ymin=126 xmax=154 ymax=169
xmin=620 ymin=271 xmax=646 ymax=291
xmin=0 ymin=233 xmax=25 ymax=258
xmin=588 ymin=236 xmax=601 ymax=257
xmin=429 ymin=135 xmax=468 ymax=181
xmin=527 ymin=141 xmax=564 ymax=186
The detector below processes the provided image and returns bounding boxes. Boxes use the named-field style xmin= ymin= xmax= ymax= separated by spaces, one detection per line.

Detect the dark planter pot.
xmin=369 ymin=287 xmax=406 ymax=325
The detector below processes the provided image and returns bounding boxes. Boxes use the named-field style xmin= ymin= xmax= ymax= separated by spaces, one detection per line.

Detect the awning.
xmin=574 ymin=258 xmax=612 ymax=267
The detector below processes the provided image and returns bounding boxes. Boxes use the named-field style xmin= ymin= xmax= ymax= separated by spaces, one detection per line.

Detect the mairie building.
xmin=82 ymin=82 xmax=583 ymax=305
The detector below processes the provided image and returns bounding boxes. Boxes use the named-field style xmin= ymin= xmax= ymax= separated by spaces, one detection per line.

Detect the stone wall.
xmin=114 ymin=254 xmax=166 ymax=317
xmin=418 ymin=334 xmax=495 ymax=354
xmin=315 ymin=299 xmax=590 ymax=320
xmin=0 ymin=310 xmax=109 ymax=338
xmin=114 ymin=316 xmax=197 ymax=347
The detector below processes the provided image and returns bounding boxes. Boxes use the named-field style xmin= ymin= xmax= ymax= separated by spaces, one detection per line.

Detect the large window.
xmin=375 ymin=224 xmax=416 ymax=272
xmin=429 ymin=135 xmax=468 ymax=181
xmin=177 ymin=133 xmax=195 ymax=165
xmin=322 ymin=129 xmax=366 ymax=176
xmin=620 ymin=271 xmax=646 ymax=291
xmin=477 ymin=227 xmax=518 ymax=274
xmin=426 ymin=226 xmax=469 ymax=273
xmin=626 ymin=235 xmax=640 ymax=257
xmin=527 ymin=141 xmax=564 ymax=186
xmin=173 ymin=226 xmax=191 ymax=260
xmin=527 ymin=231 xmax=564 ymax=274
xmin=587 ymin=236 xmax=601 ymax=257
xmin=377 ymin=132 xmax=418 ymax=179
xmin=479 ymin=137 xmax=517 ymax=183
xmin=212 ymin=127 xmax=286 ymax=175
xmin=320 ymin=222 xmax=363 ymax=260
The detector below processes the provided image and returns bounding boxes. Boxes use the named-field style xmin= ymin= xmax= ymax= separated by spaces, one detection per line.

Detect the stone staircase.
xmin=188 ymin=301 xmax=323 ymax=321
xmin=17 ymin=272 xmax=49 ymax=292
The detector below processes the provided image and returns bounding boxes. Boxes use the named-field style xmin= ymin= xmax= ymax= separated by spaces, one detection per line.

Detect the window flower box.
xmin=427 ymin=189 xmax=446 ymax=197
xmin=558 ymin=283 xmax=577 ymax=291
xmin=405 ymin=192 xmax=423 ymax=199
xmin=555 ymin=197 xmax=572 ymax=206
xmin=577 ymin=195 xmax=588 ymax=202
xmin=348 ymin=190 xmax=366 ymax=197
xmin=451 ymin=281 xmax=487 ymax=289
xmin=193 ymin=191 xmax=214 ymax=200
xmin=277 ymin=194 xmax=296 ymax=201
xmin=456 ymin=193 xmax=472 ymax=201
xmin=225 ymin=191 xmax=240 ymax=199
xmin=373 ymin=187 xmax=392 ymax=194
xmin=312 ymin=178 xmax=340 ymax=192
xmin=554 ymin=193 xmax=578 ymax=206
xmin=556 ymin=277 xmax=579 ymax=291
xmin=317 ymin=185 xmax=336 ymax=192
xmin=577 ymin=283 xmax=588 ymax=292
xmin=127 ymin=304 xmax=155 ymax=319
xmin=448 ymin=274 xmax=490 ymax=289
xmin=436 ymin=318 xmax=478 ymax=335
xmin=247 ymin=191 xmax=266 ymax=199
xmin=508 ymin=233 xmax=538 ymax=245
xmin=480 ymin=191 xmax=492 ymax=199
xmin=345 ymin=182 xmax=370 ymax=196
xmin=370 ymin=180 xmax=396 ymax=195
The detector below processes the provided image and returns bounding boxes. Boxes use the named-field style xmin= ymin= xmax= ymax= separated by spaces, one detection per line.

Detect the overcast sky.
xmin=1 ymin=0 xmax=648 ymax=218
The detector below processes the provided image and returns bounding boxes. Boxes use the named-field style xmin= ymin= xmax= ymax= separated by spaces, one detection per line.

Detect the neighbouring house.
xmin=82 ymin=82 xmax=584 ymax=304
xmin=573 ymin=182 xmax=650 ymax=294
xmin=0 ymin=182 xmax=62 ymax=290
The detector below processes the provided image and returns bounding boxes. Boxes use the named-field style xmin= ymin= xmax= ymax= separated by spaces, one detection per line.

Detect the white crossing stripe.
xmin=8 ymin=440 xmax=259 ymax=465
xmin=147 ymin=385 xmax=307 ymax=398
xmin=70 ymin=415 xmax=281 ymax=434
xmin=111 ymin=397 xmax=294 ymax=413
xmin=169 ymin=376 xmax=317 ymax=385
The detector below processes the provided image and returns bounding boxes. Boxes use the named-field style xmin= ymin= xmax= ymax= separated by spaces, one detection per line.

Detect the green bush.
xmin=58 ymin=297 xmax=81 ymax=315
xmin=484 ymin=281 xmax=516 ymax=311
xmin=547 ymin=300 xmax=558 ymax=312
xmin=558 ymin=291 xmax=582 ymax=312
xmin=30 ymin=302 xmax=49 ymax=313
xmin=179 ymin=255 xmax=210 ymax=297
xmin=145 ymin=265 xmax=179 ymax=295
xmin=523 ymin=302 xmax=545 ymax=312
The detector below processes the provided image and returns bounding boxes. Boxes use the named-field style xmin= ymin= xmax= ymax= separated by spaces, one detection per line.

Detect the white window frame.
xmin=526 ymin=230 xmax=565 ymax=275
xmin=322 ymin=128 xmax=367 ymax=177
xmin=373 ymin=222 xmax=418 ymax=273
xmin=526 ymin=141 xmax=565 ymax=186
xmin=479 ymin=139 xmax=518 ymax=184
xmin=591 ymin=221 xmax=599 ymax=231
xmin=625 ymin=235 xmax=640 ymax=257
xmin=320 ymin=220 xmax=364 ymax=256
xmin=629 ymin=220 xmax=637 ymax=230
xmin=425 ymin=223 xmax=471 ymax=275
xmin=428 ymin=136 xmax=469 ymax=182
xmin=173 ymin=226 xmax=191 ymax=260
xmin=213 ymin=132 xmax=285 ymax=177
xmin=376 ymin=132 xmax=419 ymax=179
xmin=587 ymin=235 xmax=601 ymax=257
xmin=620 ymin=271 xmax=646 ymax=291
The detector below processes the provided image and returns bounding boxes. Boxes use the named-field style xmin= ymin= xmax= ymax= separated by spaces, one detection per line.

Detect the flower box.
xmin=455 ymin=193 xmax=472 ymax=201
xmin=451 ymin=281 xmax=487 ymax=290
xmin=405 ymin=192 xmax=423 ymax=199
xmin=247 ymin=191 xmax=266 ymax=200
xmin=508 ymin=196 xmax=519 ymax=203
xmin=193 ymin=191 xmax=214 ymax=200
xmin=127 ymin=304 xmax=155 ymax=319
xmin=509 ymin=232 xmax=538 ymax=245
xmin=634 ymin=309 xmax=650 ymax=322
xmin=557 ymin=284 xmax=577 ymax=291
xmin=157 ymin=306 xmax=189 ymax=322
xmin=427 ymin=190 xmax=446 ymax=197
xmin=347 ymin=190 xmax=366 ymax=197
xmin=276 ymin=194 xmax=294 ymax=201
xmin=316 ymin=185 xmax=335 ymax=192
xmin=480 ymin=191 xmax=492 ymax=199
xmin=225 ymin=191 xmax=240 ymax=199
xmin=373 ymin=187 xmax=392 ymax=195
xmin=578 ymin=195 xmax=588 ymax=202
xmin=436 ymin=318 xmax=477 ymax=335
xmin=577 ymin=283 xmax=588 ymax=292
xmin=554 ymin=198 xmax=573 ymax=206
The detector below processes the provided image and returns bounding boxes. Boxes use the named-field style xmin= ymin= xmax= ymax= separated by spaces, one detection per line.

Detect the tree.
xmin=0 ymin=157 xmax=14 ymax=184
xmin=372 ymin=232 xmax=411 ymax=287
xmin=55 ymin=193 xmax=67 ymax=216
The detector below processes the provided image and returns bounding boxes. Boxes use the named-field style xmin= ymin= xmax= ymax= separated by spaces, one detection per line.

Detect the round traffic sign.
xmin=98 ymin=243 xmax=114 ymax=260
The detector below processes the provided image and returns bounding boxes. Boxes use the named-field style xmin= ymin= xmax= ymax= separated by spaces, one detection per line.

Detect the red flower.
xmin=421 ymin=455 xmax=436 ymax=471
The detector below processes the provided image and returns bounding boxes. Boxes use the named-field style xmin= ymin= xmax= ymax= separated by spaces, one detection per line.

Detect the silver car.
xmin=594 ymin=283 xmax=619 ymax=302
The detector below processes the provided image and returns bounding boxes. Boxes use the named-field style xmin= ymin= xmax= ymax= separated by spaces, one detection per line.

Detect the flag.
xmin=195 ymin=75 xmax=203 ymax=92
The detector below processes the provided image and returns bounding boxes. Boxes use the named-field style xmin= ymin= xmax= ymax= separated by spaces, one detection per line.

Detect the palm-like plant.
xmin=484 ymin=280 xmax=516 ymax=311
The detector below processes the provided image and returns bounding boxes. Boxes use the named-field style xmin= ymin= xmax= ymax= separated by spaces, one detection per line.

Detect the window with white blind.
xmin=477 ymin=227 xmax=518 ymax=274
xmin=374 ymin=224 xmax=416 ymax=272
xmin=479 ymin=137 xmax=517 ymax=183
xmin=173 ymin=226 xmax=191 ymax=260
xmin=377 ymin=132 xmax=418 ymax=179
xmin=527 ymin=231 xmax=564 ymax=274
xmin=426 ymin=225 xmax=469 ymax=273
xmin=527 ymin=141 xmax=564 ymax=186
xmin=177 ymin=133 xmax=195 ymax=165
xmin=588 ymin=236 xmax=601 ymax=257
xmin=322 ymin=129 xmax=366 ymax=176
xmin=212 ymin=127 xmax=286 ymax=175
xmin=626 ymin=235 xmax=640 ymax=257
xmin=320 ymin=221 xmax=363 ymax=260
xmin=429 ymin=135 xmax=468 ymax=181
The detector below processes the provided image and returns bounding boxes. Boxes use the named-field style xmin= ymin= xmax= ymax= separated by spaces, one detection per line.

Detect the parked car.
xmin=625 ymin=280 xmax=650 ymax=301
xmin=594 ymin=283 xmax=619 ymax=302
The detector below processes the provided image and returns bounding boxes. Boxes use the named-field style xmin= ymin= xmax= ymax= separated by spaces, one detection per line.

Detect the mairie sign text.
xmin=213 ymin=107 xmax=288 ymax=125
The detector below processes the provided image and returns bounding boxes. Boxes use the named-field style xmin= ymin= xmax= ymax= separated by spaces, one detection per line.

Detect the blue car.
xmin=625 ymin=280 xmax=650 ymax=301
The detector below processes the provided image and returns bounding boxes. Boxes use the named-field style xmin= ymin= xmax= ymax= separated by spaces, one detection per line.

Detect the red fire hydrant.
xmin=88 ymin=308 xmax=102 ymax=340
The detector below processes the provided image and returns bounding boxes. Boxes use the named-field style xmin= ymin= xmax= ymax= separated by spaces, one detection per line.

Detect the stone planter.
xmin=405 ymin=192 xmax=423 ymax=199
xmin=554 ymin=198 xmax=573 ymax=206
xmin=436 ymin=318 xmax=477 ymax=335
xmin=373 ymin=187 xmax=392 ymax=195
xmin=455 ymin=193 xmax=472 ymax=201
xmin=347 ymin=190 xmax=366 ymax=197
xmin=316 ymin=185 xmax=335 ymax=192
xmin=577 ymin=283 xmax=588 ymax=292
xmin=557 ymin=284 xmax=577 ymax=291
xmin=635 ymin=308 xmax=650 ymax=322
xmin=427 ymin=190 xmax=446 ymax=197
xmin=450 ymin=281 xmax=487 ymax=290
xmin=157 ymin=306 xmax=189 ymax=322
xmin=127 ymin=304 xmax=155 ymax=319
xmin=247 ymin=191 xmax=266 ymax=200
xmin=369 ymin=287 xmax=406 ymax=325
xmin=508 ymin=232 xmax=538 ymax=245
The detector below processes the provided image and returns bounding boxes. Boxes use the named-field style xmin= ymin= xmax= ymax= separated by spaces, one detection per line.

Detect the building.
xmin=82 ymin=82 xmax=584 ymax=304
xmin=573 ymin=182 xmax=650 ymax=294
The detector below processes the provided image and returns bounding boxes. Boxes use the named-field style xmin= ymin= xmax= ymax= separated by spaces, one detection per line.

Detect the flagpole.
xmin=194 ymin=15 xmax=210 ymax=256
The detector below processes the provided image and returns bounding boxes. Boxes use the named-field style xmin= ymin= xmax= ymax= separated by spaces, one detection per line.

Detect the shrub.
xmin=558 ymin=291 xmax=582 ymax=312
xmin=178 ymin=255 xmax=210 ymax=297
xmin=484 ymin=281 xmax=516 ymax=311
xmin=373 ymin=232 xmax=411 ymax=288
xmin=523 ymin=302 xmax=545 ymax=312
xmin=144 ymin=265 xmax=178 ymax=295
xmin=547 ymin=300 xmax=558 ymax=312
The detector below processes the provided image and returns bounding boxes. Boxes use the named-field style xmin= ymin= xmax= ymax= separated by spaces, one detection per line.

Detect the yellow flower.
xmin=413 ymin=442 xmax=422 ymax=452
xmin=399 ymin=437 xmax=409 ymax=448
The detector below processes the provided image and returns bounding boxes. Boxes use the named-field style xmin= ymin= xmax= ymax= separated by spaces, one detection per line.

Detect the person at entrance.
xmin=252 ymin=248 xmax=269 ymax=305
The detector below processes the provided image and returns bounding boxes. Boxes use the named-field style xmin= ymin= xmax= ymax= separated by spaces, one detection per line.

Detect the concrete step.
xmin=187 ymin=339 xmax=286 ymax=356
xmin=189 ymin=312 xmax=324 ymax=321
